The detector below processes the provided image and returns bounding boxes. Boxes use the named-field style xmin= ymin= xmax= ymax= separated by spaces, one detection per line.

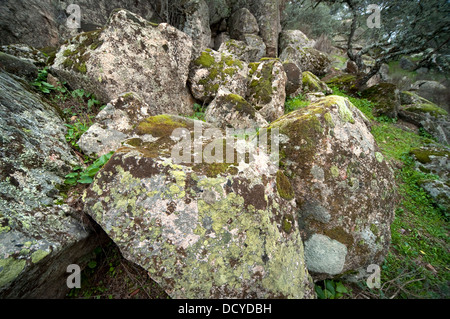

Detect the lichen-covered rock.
xmin=410 ymin=146 xmax=450 ymax=212
xmin=280 ymin=46 xmax=331 ymax=77
xmin=361 ymin=83 xmax=400 ymax=118
xmin=0 ymin=71 xmax=101 ymax=298
xmin=219 ymin=37 xmax=266 ymax=63
xmin=77 ymin=92 xmax=156 ymax=157
xmin=302 ymin=71 xmax=332 ymax=94
xmin=228 ymin=8 xmax=259 ymax=40
xmin=205 ymin=89 xmax=268 ymax=129
xmin=279 ymin=30 xmax=315 ymax=53
xmin=82 ymin=114 xmax=315 ymax=299
xmin=189 ymin=48 xmax=248 ymax=103
xmin=398 ymin=96 xmax=450 ymax=145
xmin=269 ymin=95 xmax=397 ymax=279
xmin=51 ymin=9 xmax=194 ymax=116
xmin=247 ymin=58 xmax=287 ymax=123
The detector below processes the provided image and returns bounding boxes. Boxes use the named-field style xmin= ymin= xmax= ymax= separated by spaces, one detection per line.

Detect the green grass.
xmin=330 ymin=86 xmax=376 ymax=121
xmin=284 ymin=94 xmax=310 ymax=114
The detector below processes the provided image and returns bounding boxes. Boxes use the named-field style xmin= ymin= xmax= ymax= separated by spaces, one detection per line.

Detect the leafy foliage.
xmin=315 ymin=280 xmax=350 ymax=299
xmin=64 ymin=151 xmax=114 ymax=185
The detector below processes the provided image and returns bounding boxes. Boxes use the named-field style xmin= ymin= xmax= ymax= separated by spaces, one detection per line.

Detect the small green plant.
xmin=64 ymin=119 xmax=92 ymax=151
xmin=32 ymin=67 xmax=55 ymax=94
xmin=64 ymin=151 xmax=114 ymax=185
xmin=187 ymin=103 xmax=206 ymax=121
xmin=315 ymin=280 xmax=350 ymax=299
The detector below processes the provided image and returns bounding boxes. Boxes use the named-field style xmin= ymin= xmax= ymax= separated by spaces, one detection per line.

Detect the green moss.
xmin=0 ymin=258 xmax=26 ymax=287
xmin=136 ymin=115 xmax=187 ymax=137
xmin=330 ymin=165 xmax=340 ymax=178
xmin=194 ymin=51 xmax=215 ymax=68
xmin=324 ymin=112 xmax=335 ymax=128
xmin=405 ymin=103 xmax=448 ymax=117
xmin=276 ymin=170 xmax=295 ymax=200
xmin=282 ymin=214 xmax=295 ymax=234
xmin=225 ymin=94 xmax=256 ymax=117
xmin=31 ymin=249 xmax=50 ymax=264
xmin=248 ymin=60 xmax=276 ymax=105
xmin=410 ymin=148 xmax=450 ymax=164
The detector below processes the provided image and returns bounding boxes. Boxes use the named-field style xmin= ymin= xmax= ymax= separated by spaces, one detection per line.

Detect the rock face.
xmin=398 ymin=92 xmax=450 ymax=145
xmin=247 ymin=59 xmax=287 ymax=122
xmin=269 ymin=95 xmax=397 ymax=279
xmin=0 ymin=0 xmax=158 ymax=48
xmin=0 ymin=71 xmax=102 ymax=298
xmin=51 ymin=9 xmax=194 ymax=115
xmin=189 ymin=48 xmax=248 ymax=103
xmin=205 ymin=89 xmax=268 ymax=129
xmin=82 ymin=114 xmax=315 ymax=299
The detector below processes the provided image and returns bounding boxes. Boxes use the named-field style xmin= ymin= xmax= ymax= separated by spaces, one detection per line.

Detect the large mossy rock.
xmin=280 ymin=46 xmax=331 ymax=77
xmin=410 ymin=146 xmax=450 ymax=212
xmin=361 ymin=83 xmax=400 ymax=118
xmin=205 ymin=89 xmax=268 ymax=129
xmin=189 ymin=48 xmax=248 ymax=103
xmin=0 ymin=71 xmax=102 ymax=298
xmin=218 ymin=37 xmax=266 ymax=63
xmin=82 ymin=114 xmax=315 ymax=298
xmin=51 ymin=9 xmax=194 ymax=116
xmin=246 ymin=58 xmax=287 ymax=123
xmin=279 ymin=30 xmax=315 ymax=53
xmin=398 ymin=91 xmax=450 ymax=145
xmin=302 ymin=71 xmax=332 ymax=95
xmin=269 ymin=95 xmax=397 ymax=279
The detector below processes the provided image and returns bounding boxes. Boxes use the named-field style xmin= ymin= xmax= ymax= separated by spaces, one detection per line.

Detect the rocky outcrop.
xmin=51 ymin=9 xmax=194 ymax=116
xmin=0 ymin=0 xmax=158 ymax=48
xmin=82 ymin=114 xmax=315 ymax=299
xmin=0 ymin=71 xmax=103 ymax=298
xmin=189 ymin=48 xmax=248 ymax=103
xmin=247 ymin=58 xmax=287 ymax=122
xmin=269 ymin=95 xmax=397 ymax=279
